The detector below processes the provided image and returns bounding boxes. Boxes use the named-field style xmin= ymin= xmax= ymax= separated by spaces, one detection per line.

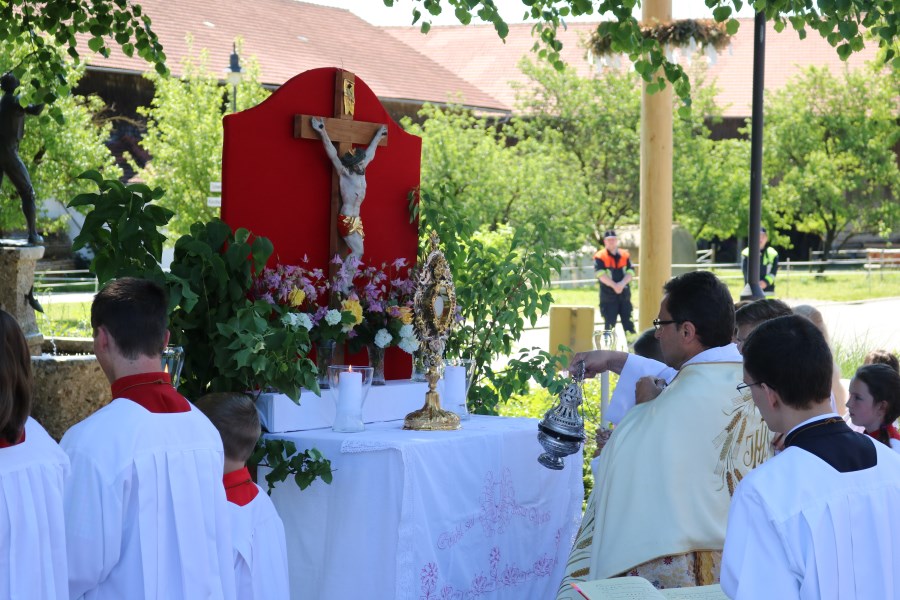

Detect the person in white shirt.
xmin=0 ymin=309 xmax=69 ymax=599
xmin=61 ymin=277 xmax=236 ymax=599
xmin=847 ymin=363 xmax=900 ymax=452
xmin=195 ymin=392 xmax=290 ymax=600
xmin=722 ymin=315 xmax=900 ymax=599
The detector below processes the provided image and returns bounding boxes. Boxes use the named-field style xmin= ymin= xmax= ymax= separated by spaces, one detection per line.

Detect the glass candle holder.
xmin=327 ymin=365 xmax=374 ymax=432
xmin=160 ymin=345 xmax=185 ymax=390
xmin=443 ymin=358 xmax=473 ymax=421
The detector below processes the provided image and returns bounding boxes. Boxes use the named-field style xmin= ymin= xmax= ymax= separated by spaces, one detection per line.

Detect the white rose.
xmin=399 ymin=323 xmax=415 ymax=339
xmin=325 ymin=309 xmax=342 ymax=326
xmin=374 ymin=328 xmax=393 ymax=348
xmin=295 ymin=313 xmax=313 ymax=330
xmin=282 ymin=313 xmax=312 ymax=330
xmin=398 ymin=336 xmax=420 ymax=354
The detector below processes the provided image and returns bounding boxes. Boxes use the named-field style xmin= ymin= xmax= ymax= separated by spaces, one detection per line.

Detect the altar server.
xmin=61 ymin=278 xmax=236 ymax=600
xmin=196 ymin=392 xmax=289 ymax=600
xmin=0 ymin=309 xmax=69 ymax=599
xmin=847 ymin=363 xmax=900 ymax=452
xmin=722 ymin=315 xmax=900 ymax=599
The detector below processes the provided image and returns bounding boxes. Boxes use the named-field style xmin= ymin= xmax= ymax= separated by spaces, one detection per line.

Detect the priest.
xmin=558 ymin=271 xmax=770 ymax=595
xmin=61 ymin=278 xmax=236 ymax=599
xmin=722 ymin=315 xmax=900 ymax=598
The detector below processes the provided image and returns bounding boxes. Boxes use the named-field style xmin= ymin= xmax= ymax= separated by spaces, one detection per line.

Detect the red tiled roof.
xmin=705 ymin=19 xmax=879 ymax=117
xmin=85 ymin=3 xmax=882 ymax=119
xmin=388 ymin=18 xmax=882 ymax=118
xmin=82 ymin=0 xmax=507 ymax=112
xmin=386 ymin=22 xmax=599 ymax=112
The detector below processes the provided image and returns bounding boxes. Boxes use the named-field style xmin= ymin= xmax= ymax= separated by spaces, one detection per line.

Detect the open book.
xmin=571 ymin=576 xmax=727 ymax=600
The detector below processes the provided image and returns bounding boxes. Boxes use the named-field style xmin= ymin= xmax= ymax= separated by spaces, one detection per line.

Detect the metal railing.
xmin=550 ymin=256 xmax=900 ymax=291
xmin=34 ymin=269 xmax=98 ymax=294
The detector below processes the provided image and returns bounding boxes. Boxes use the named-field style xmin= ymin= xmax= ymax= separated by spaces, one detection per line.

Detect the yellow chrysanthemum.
xmin=288 ymin=288 xmax=306 ymax=307
xmin=397 ymin=306 xmax=414 ymax=325
xmin=342 ymin=299 xmax=364 ymax=325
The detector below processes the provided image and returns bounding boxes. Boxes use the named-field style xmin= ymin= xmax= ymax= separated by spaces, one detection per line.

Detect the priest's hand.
xmin=569 ymin=350 xmax=628 ymax=378
xmin=635 ymin=376 xmax=665 ymax=405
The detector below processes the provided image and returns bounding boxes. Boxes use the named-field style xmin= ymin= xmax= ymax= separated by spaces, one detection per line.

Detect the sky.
xmin=302 ymin=0 xmax=758 ymax=26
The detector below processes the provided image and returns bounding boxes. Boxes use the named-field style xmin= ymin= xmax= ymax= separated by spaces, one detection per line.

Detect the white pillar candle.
xmin=444 ymin=365 xmax=467 ymax=417
xmin=444 ymin=366 xmax=466 ymax=402
xmin=335 ymin=369 xmax=363 ymax=431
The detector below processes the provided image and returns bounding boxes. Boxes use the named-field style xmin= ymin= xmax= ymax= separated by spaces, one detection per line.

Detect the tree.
xmin=516 ymin=58 xmax=750 ymax=244
xmin=387 ymin=0 xmax=899 ymax=108
xmin=0 ymin=0 xmax=166 ymax=122
xmin=0 ymin=40 xmax=121 ymax=236
xmin=672 ymin=67 xmax=750 ymax=241
xmin=403 ymin=103 xmax=591 ymax=252
xmin=763 ymin=65 xmax=900 ymax=261
xmin=515 ymin=59 xmax=641 ymax=242
xmin=132 ymin=40 xmax=269 ymax=237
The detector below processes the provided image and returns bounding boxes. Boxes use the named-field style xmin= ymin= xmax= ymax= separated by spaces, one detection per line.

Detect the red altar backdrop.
xmin=221 ymin=67 xmax=421 ymax=379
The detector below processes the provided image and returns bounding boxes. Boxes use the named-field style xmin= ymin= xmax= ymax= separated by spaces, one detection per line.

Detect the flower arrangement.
xmin=334 ymin=254 xmax=420 ymax=355
xmin=252 ymin=258 xmax=359 ymax=346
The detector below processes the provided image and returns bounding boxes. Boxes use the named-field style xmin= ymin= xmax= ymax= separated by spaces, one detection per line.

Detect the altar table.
xmin=264 ymin=415 xmax=584 ymax=599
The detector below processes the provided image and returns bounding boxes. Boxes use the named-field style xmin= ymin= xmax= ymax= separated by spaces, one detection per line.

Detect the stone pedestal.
xmin=0 ymin=241 xmax=45 ymax=355
xmin=32 ymin=352 xmax=110 ymax=441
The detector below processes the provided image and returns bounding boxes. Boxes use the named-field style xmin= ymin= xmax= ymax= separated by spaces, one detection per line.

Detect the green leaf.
xmin=78 ymin=169 xmax=104 ymax=184
xmin=836 ymin=43 xmax=852 ymax=60
xmin=726 ymin=19 xmax=740 ymax=35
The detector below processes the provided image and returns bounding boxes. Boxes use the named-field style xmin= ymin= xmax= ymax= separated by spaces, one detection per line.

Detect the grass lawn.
xmin=37 ymin=301 xmax=92 ymax=338
xmin=551 ymin=269 xmax=900 ymax=310
xmin=39 ymin=269 xmax=900 ymax=338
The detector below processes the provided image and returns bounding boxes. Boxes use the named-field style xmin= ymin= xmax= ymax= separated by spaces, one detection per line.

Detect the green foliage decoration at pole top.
xmin=590 ymin=18 xmax=733 ymax=56
xmin=0 ymin=0 xmax=168 ymax=123
xmin=388 ymin=0 xmax=900 ymax=109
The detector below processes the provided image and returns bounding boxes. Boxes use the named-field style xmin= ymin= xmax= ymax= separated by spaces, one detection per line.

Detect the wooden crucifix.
xmin=294 ymin=70 xmax=388 ymax=261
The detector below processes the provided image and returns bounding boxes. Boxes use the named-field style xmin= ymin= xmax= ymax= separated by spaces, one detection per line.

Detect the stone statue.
xmin=311 ymin=116 xmax=387 ymax=257
xmin=0 ymin=72 xmax=44 ymax=246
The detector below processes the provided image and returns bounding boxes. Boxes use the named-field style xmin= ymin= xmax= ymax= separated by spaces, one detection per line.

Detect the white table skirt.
xmin=256 ymin=381 xmax=430 ymax=433
xmin=264 ymin=415 xmax=584 ymax=600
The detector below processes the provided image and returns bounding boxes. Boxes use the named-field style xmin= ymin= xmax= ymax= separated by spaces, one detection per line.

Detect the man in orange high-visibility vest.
xmin=594 ymin=230 xmax=636 ymax=335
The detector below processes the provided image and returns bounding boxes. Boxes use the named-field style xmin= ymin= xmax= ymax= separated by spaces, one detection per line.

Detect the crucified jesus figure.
xmin=311 ymin=116 xmax=387 ymax=257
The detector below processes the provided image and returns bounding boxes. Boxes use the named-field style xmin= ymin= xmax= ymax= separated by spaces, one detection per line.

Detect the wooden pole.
xmin=638 ymin=0 xmax=673 ymax=330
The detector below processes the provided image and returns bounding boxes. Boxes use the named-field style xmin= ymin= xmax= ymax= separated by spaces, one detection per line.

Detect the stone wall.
xmin=32 ymin=340 xmax=110 ymax=441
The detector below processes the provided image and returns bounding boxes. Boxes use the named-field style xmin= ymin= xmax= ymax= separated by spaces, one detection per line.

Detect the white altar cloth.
xmin=264 ymin=415 xmax=584 ymax=599
xmin=256 ymin=380 xmax=429 ymax=432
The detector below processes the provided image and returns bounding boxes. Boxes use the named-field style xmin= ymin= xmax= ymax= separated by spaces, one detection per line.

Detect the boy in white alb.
xmin=196 ymin=392 xmax=290 ymax=600
xmin=0 ymin=309 xmax=70 ymax=599
xmin=722 ymin=315 xmax=900 ymax=599
xmin=61 ymin=278 xmax=236 ymax=600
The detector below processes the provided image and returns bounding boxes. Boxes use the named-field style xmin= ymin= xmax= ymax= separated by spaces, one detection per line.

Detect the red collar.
xmin=0 ymin=429 xmax=26 ymax=448
xmin=223 ymin=467 xmax=259 ymax=507
xmin=111 ymin=372 xmax=190 ymax=413
xmin=865 ymin=424 xmax=900 ymax=442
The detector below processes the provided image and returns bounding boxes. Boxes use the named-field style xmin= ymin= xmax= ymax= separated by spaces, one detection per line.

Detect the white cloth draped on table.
xmin=267 ymin=416 xmax=583 ymax=600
